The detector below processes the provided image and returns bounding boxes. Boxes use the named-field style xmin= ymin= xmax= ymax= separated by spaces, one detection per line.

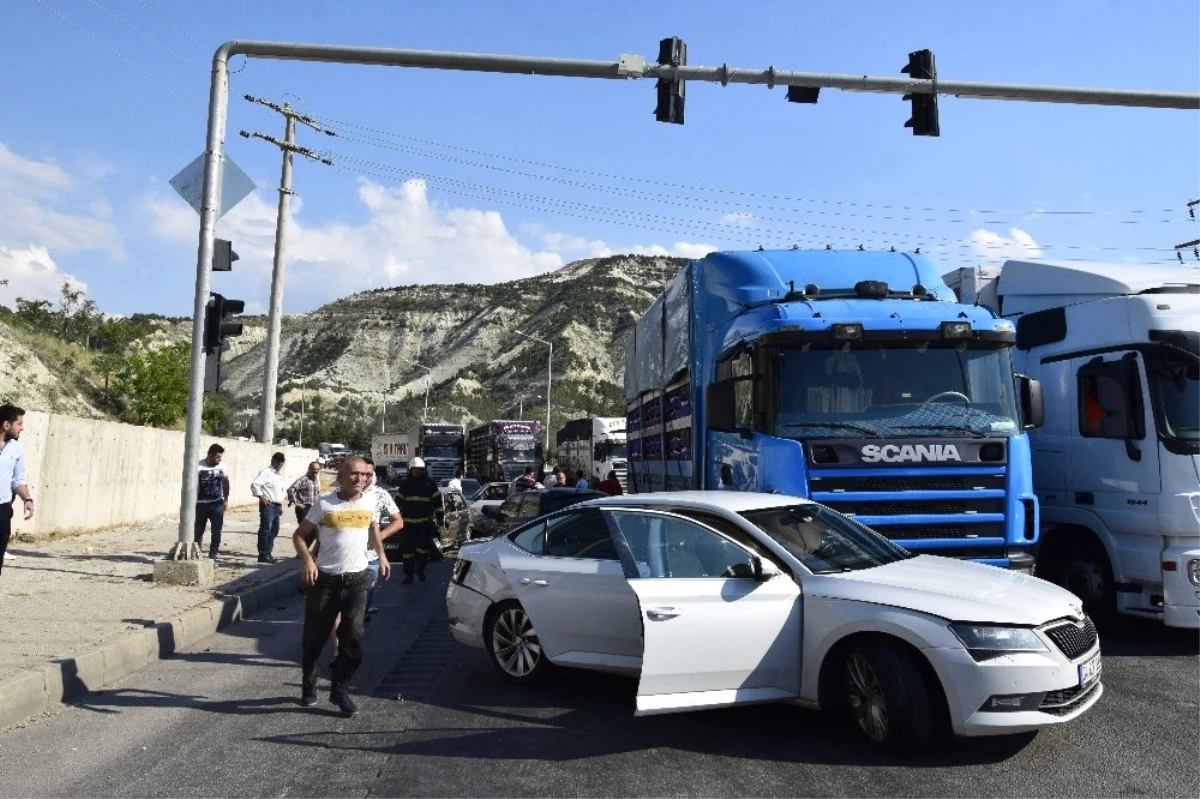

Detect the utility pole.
xmin=516 ymin=330 xmax=553 ymax=455
xmin=240 ymin=96 xmax=335 ymax=445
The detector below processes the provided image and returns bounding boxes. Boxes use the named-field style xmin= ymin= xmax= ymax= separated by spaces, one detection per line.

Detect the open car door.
xmin=609 ymin=509 xmax=802 ymax=716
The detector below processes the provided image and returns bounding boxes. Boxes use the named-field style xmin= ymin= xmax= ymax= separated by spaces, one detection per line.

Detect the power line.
xmin=313 ymin=114 xmax=1186 ymax=218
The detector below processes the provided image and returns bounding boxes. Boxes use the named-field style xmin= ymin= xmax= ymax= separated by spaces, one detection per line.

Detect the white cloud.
xmin=0 ymin=244 xmax=87 ymax=308
xmin=0 ymin=141 xmax=125 ymax=260
xmin=968 ymin=227 xmax=1043 ymax=261
xmin=144 ymin=177 xmax=714 ymax=308
xmin=720 ymin=212 xmax=756 ymax=227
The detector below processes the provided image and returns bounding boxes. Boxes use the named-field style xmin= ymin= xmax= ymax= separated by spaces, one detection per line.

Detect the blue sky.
xmin=2 ymin=0 xmax=1197 ymax=317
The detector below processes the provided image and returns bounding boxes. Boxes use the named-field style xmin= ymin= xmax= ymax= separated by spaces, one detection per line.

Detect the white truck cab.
xmin=944 ymin=260 xmax=1200 ymax=628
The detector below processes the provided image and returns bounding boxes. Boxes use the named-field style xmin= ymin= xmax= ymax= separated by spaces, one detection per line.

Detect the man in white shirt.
xmin=293 ymin=456 xmax=390 ymax=715
xmin=445 ymin=466 xmax=464 ymax=494
xmin=0 ymin=405 xmax=35 ymax=578
xmin=250 ymin=452 xmax=288 ymax=563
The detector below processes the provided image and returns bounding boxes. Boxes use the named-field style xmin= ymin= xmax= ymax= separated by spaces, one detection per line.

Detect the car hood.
xmin=804 ymin=555 xmax=1084 ymax=627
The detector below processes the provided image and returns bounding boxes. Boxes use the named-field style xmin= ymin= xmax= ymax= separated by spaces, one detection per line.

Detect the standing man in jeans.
xmin=293 ymin=455 xmax=389 ymax=714
xmin=287 ymin=460 xmax=322 ymax=526
xmin=251 ymin=452 xmax=287 ymax=563
xmin=0 ymin=405 xmax=35 ymax=577
xmin=195 ymin=443 xmax=230 ymax=559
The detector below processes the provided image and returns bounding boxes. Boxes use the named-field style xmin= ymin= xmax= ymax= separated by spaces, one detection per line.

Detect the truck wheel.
xmin=484 ymin=600 xmax=552 ymax=684
xmin=1056 ymin=538 xmax=1116 ymax=618
xmin=842 ymin=638 xmax=934 ymax=751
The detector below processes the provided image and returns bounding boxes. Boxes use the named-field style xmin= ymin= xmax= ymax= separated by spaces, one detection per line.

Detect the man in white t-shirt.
xmin=293 ymin=456 xmax=390 ymax=715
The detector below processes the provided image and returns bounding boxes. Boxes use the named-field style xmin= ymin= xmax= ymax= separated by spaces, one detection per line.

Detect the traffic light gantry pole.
xmin=173 ymin=39 xmax=1198 ymax=560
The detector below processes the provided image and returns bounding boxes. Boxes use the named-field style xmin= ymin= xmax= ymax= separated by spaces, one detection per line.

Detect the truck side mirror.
xmin=706 ymin=381 xmax=738 ymax=432
xmin=1017 ymin=375 xmax=1044 ymax=429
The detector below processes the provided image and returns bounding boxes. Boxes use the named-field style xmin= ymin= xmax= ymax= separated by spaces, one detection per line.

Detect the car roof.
xmin=576 ymin=491 xmax=812 ymax=513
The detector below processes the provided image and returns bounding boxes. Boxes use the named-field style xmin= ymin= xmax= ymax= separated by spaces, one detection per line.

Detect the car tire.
xmin=484 ymin=600 xmax=551 ymax=685
xmin=842 ymin=638 xmax=934 ymax=751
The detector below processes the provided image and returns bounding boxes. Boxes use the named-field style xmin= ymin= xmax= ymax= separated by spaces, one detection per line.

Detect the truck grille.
xmin=1043 ymin=617 xmax=1098 ymax=661
xmin=837 ymin=498 xmax=1003 ymax=516
xmin=1039 ymin=680 xmax=1100 ymax=716
xmin=858 ymin=522 xmax=1004 ymax=541
xmin=811 ymin=474 xmax=1005 ymax=492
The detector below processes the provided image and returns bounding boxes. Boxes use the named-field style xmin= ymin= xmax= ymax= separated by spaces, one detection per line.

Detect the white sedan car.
xmin=446 ymin=492 xmax=1103 ymax=751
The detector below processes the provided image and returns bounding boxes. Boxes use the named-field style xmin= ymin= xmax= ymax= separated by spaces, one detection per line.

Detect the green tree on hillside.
xmin=113 ymin=342 xmax=190 ymax=428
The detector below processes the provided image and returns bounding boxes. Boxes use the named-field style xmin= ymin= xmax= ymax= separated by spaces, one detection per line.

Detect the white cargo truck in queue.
xmin=944 ymin=259 xmax=1200 ymax=628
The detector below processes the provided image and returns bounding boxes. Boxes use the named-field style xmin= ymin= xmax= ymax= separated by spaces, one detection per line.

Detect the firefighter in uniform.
xmin=395 ymin=457 xmax=441 ymax=583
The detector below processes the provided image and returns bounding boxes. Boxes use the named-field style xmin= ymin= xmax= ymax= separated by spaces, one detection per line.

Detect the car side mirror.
xmin=1017 ymin=374 xmax=1044 ymax=429
xmin=752 ymin=556 xmax=780 ymax=581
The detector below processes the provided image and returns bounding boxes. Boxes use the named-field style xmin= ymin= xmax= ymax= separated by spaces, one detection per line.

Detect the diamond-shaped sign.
xmin=169 ymin=153 xmax=256 ymax=219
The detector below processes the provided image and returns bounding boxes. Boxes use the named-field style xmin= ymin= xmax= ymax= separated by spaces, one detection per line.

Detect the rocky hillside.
xmin=219 ymin=254 xmax=687 ymax=440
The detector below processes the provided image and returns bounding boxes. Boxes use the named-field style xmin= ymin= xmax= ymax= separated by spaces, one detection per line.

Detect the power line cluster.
xmin=30 ymin=0 xmax=1198 ymax=265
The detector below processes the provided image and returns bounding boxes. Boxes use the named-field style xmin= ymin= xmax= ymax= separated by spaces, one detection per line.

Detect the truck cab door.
xmin=1070 ymin=352 xmax=1162 ymax=570
xmin=607 ymin=509 xmax=801 ymax=716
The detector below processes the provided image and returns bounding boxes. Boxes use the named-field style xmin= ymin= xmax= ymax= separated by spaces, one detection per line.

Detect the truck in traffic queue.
xmin=556 ymin=417 xmax=629 ymax=486
xmin=623 ymin=248 xmax=1045 ymax=570
xmin=407 ymin=423 xmax=465 ymax=482
xmin=944 ymin=260 xmax=1200 ymax=627
xmin=467 ymin=420 xmax=542 ymax=482
xmin=370 ymin=433 xmax=411 ymax=481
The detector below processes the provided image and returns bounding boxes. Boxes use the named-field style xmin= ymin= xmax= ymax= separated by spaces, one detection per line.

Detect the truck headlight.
xmin=949 ymin=624 xmax=1048 ymax=660
xmin=1188 ymin=559 xmax=1200 ymax=588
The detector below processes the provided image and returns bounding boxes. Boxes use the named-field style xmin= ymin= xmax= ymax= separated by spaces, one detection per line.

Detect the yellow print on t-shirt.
xmin=320 ymin=509 xmax=373 ymax=529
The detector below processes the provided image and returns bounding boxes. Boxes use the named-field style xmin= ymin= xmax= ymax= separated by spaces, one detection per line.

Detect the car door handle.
xmin=519 ymin=578 xmax=549 ymax=587
xmin=645 ymin=607 xmax=681 ymax=621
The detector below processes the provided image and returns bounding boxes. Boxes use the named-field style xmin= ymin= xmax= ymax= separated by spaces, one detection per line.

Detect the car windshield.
xmin=460 ymin=478 xmax=482 ymax=496
xmin=1147 ymin=347 xmax=1199 ymax=441
xmin=740 ymin=504 xmax=913 ymax=573
xmin=772 ymin=343 xmax=1020 ymax=439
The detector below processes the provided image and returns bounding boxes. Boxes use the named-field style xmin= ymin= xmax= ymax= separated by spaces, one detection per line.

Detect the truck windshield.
xmin=772 ymin=343 xmax=1020 ymax=439
xmin=1147 ymin=348 xmax=1200 ymax=441
xmin=740 ymin=504 xmax=913 ymax=573
xmin=423 ymin=444 xmax=460 ymax=459
xmin=606 ymin=443 xmax=629 ymax=460
xmin=501 ymin=434 xmax=537 ymax=460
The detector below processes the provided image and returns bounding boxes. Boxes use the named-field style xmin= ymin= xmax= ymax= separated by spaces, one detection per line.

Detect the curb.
xmin=0 ymin=562 xmax=300 ymax=731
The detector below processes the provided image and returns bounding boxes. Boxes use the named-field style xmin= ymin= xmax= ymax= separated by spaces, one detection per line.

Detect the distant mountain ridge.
xmin=219 ymin=254 xmax=688 ymax=439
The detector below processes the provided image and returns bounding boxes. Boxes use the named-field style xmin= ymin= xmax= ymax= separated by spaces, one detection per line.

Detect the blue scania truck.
xmin=623 ymin=248 xmax=1045 ymax=569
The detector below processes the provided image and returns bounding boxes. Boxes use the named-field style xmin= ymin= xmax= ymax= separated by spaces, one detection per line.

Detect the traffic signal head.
xmin=212 ymin=238 xmax=239 ymax=272
xmin=901 ymin=49 xmax=940 ymax=137
xmin=203 ymin=293 xmax=245 ymax=354
xmin=655 ymin=37 xmax=686 ymax=125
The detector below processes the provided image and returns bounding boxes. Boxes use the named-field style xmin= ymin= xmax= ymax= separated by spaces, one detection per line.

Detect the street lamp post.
xmin=397 ymin=356 xmax=433 ymax=424
xmin=515 ymin=330 xmax=552 ymax=455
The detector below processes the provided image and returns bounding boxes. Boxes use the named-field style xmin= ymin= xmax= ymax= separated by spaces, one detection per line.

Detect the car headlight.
xmin=949 ymin=624 xmax=1048 ymax=661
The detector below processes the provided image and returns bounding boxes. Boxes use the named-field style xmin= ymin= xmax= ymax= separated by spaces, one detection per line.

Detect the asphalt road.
xmin=0 ymin=562 xmax=1195 ymax=798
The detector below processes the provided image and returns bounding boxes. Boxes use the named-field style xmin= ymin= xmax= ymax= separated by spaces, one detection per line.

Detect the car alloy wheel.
xmin=846 ymin=652 xmax=889 ymax=744
xmin=487 ymin=602 xmax=549 ymax=682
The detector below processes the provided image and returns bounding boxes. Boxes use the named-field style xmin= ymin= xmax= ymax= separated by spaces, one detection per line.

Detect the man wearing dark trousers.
xmin=251 ymin=452 xmax=287 ymax=563
xmin=194 ymin=443 xmax=230 ymax=559
xmin=0 ymin=405 xmax=35 ymax=577
xmin=394 ymin=457 xmax=440 ymax=584
xmin=293 ymin=456 xmax=389 ymax=714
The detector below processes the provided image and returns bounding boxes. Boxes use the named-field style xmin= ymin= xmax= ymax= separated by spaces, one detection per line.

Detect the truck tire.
xmin=1054 ymin=536 xmax=1116 ymax=619
xmin=484 ymin=600 xmax=552 ymax=685
xmin=842 ymin=638 xmax=934 ymax=751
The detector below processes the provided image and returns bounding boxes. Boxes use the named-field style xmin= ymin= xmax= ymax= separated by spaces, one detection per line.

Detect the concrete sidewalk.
xmin=0 ymin=507 xmax=305 ymax=731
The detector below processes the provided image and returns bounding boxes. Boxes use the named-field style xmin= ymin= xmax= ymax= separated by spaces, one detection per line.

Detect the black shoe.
xmin=258 ymin=556 xmax=278 ymax=564
xmin=401 ymin=574 xmax=414 ymax=584
xmin=300 ymin=683 xmax=318 ymax=707
xmin=417 ymin=571 xmax=427 ymax=583
xmin=330 ymin=689 xmax=359 ymax=716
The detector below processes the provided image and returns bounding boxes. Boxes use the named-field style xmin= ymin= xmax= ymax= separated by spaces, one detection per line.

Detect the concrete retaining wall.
xmin=12 ymin=410 xmax=317 ymax=539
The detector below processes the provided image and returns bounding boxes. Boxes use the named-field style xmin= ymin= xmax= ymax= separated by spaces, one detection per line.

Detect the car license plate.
xmin=1078 ymin=652 xmax=1102 ymax=685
